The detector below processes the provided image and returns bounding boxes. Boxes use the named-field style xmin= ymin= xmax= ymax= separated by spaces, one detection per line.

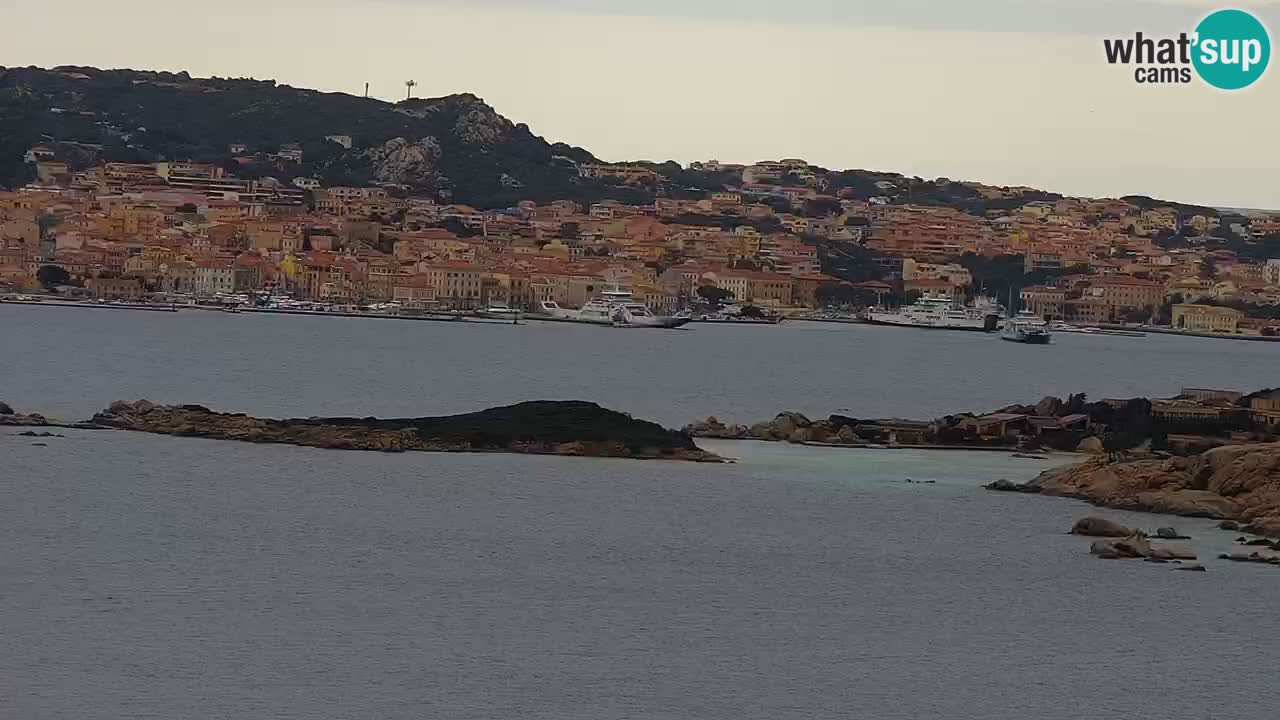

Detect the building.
xmin=1081 ymin=276 xmax=1165 ymax=314
xmin=1180 ymin=388 xmax=1244 ymax=404
xmin=1250 ymin=389 xmax=1280 ymax=412
xmin=1151 ymin=400 xmax=1228 ymax=423
xmin=791 ymin=273 xmax=839 ymax=308
xmin=85 ymin=276 xmax=144 ymax=301
xmin=1062 ymin=298 xmax=1111 ymax=325
xmin=709 ymin=271 xmax=795 ymax=307
xmin=195 ymin=264 xmax=256 ymax=296
xmin=577 ymin=163 xmax=659 ymax=185
xmin=420 ymin=262 xmax=485 ymax=309
xmin=1025 ymin=249 xmax=1067 ymax=273
xmin=155 ymin=162 xmax=224 ymax=180
xmin=904 ymin=277 xmax=961 ymax=300
xmin=1172 ymin=303 xmax=1244 ymax=333
xmin=1020 ymin=285 xmax=1067 ymax=319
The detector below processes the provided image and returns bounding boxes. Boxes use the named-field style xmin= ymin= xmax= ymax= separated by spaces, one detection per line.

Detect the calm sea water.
xmin=2 ymin=303 xmax=1279 ymax=425
xmin=3 ymin=304 xmax=1279 ymax=718
xmin=2 ymin=432 xmax=1275 ymax=719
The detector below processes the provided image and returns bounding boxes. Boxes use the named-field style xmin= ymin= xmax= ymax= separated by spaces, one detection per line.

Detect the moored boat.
xmin=476 ymin=304 xmax=522 ymax=320
xmin=613 ymin=301 xmax=690 ymax=328
xmin=866 ymin=295 xmax=1001 ymax=332
xmin=1001 ymin=311 xmax=1052 ymax=344
xmin=533 ymin=289 xmax=688 ymax=328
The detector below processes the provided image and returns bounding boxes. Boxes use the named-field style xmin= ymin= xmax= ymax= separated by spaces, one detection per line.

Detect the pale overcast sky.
xmin=2 ymin=0 xmax=1277 ymax=208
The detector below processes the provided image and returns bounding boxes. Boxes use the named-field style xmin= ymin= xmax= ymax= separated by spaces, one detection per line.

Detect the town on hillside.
xmin=3 ymin=149 xmax=1280 ymax=335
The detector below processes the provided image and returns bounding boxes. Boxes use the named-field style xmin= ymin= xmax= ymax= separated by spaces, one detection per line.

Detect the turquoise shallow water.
xmin=2 ymin=430 xmax=1275 ymax=719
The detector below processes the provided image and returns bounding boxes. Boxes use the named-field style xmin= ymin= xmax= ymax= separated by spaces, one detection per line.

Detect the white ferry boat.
xmin=1001 ymin=311 xmax=1052 ymax=344
xmin=866 ymin=295 xmax=1001 ymax=332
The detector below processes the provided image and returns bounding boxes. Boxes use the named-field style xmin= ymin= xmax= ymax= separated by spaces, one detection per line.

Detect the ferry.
xmin=1001 ymin=311 xmax=1052 ymax=344
xmin=866 ymin=295 xmax=1002 ymax=332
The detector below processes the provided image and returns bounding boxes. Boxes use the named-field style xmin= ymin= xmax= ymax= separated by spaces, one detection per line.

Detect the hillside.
xmin=0 ymin=65 xmax=1241 ymax=218
xmin=0 ymin=65 xmax=650 ymax=208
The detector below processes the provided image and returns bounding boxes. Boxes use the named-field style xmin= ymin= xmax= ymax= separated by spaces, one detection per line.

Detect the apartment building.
xmin=1172 ymin=304 xmax=1244 ymax=333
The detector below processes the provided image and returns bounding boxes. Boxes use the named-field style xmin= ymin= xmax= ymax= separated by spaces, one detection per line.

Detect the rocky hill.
xmin=1 ymin=65 xmax=1234 ymax=218
xmin=0 ymin=66 xmax=639 ymax=208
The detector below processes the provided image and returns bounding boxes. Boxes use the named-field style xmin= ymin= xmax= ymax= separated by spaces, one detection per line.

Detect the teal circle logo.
xmin=1192 ymin=9 xmax=1271 ymax=90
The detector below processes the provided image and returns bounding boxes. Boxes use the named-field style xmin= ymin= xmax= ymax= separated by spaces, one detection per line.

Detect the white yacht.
xmin=534 ymin=300 xmax=583 ymax=321
xmin=476 ymin=304 xmax=522 ymax=320
xmin=534 ymin=289 xmax=689 ymax=328
xmin=1001 ymin=311 xmax=1052 ymax=344
xmin=612 ymin=301 xmax=690 ymax=329
xmin=578 ymin=288 xmax=634 ymax=324
xmin=866 ymin=295 xmax=1001 ymax=332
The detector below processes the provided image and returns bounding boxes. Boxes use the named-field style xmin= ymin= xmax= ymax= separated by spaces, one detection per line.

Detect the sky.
xmin=1 ymin=0 xmax=1278 ymax=208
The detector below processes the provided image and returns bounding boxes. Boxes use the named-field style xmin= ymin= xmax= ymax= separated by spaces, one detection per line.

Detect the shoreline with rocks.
xmin=1038 ymin=513 xmax=1280 ymax=572
xmin=8 ymin=392 xmax=1278 ymax=541
xmin=987 ymin=441 xmax=1280 ymax=537
xmin=688 ymin=389 xmax=1280 ymax=541
xmin=686 ymin=388 xmax=1279 ymax=456
xmin=2 ymin=399 xmax=724 ymax=463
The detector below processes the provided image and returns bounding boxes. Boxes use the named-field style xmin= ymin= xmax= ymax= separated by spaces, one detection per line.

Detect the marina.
xmin=8 ymin=293 xmax=1280 ymax=343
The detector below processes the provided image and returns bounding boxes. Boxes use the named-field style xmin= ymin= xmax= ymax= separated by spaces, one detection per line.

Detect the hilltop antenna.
xmin=364 ymin=82 xmax=369 ymax=98
xmin=404 ymin=79 xmax=417 ymax=100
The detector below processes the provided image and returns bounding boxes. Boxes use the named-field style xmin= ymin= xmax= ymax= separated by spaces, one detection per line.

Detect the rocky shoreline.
xmin=987 ymin=442 xmax=1280 ymax=537
xmin=684 ymin=389 xmax=1280 ymax=540
xmin=0 ymin=401 xmax=104 ymax=430
xmin=683 ymin=395 xmax=1107 ymax=451
xmin=9 ymin=394 xmax=1278 ymax=532
xmin=685 ymin=388 xmax=1280 ymax=456
xmin=4 ymin=399 xmax=724 ymax=462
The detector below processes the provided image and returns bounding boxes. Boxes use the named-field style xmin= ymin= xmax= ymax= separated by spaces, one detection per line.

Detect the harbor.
xmin=8 ymin=290 xmax=1280 ymax=342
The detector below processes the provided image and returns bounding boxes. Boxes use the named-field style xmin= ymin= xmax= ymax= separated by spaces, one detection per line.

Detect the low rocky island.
xmin=3 ymin=398 xmax=722 ymax=462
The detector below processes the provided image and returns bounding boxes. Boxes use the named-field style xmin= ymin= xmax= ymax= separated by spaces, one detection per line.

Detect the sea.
xmin=3 ymin=303 xmax=1280 ymax=425
xmin=2 ymin=303 xmax=1278 ymax=718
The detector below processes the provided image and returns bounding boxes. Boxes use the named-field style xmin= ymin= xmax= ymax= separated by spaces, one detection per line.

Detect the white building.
xmin=195 ymin=265 xmax=255 ymax=296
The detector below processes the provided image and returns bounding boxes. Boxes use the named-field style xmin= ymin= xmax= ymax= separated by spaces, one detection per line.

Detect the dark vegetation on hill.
xmin=0 ymin=66 xmax=634 ymax=208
